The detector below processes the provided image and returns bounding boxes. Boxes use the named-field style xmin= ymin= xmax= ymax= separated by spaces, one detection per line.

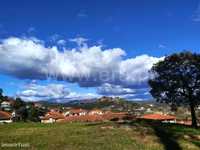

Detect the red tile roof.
xmin=69 ymin=108 xmax=87 ymax=114
xmin=0 ymin=111 xmax=12 ymax=120
xmin=139 ymin=114 xmax=176 ymax=121
xmin=58 ymin=112 xmax=128 ymax=123
xmin=41 ymin=111 xmax=65 ymax=120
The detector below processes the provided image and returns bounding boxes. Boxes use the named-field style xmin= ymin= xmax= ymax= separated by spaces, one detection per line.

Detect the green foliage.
xmin=11 ymin=98 xmax=46 ymax=122
xmin=27 ymin=105 xmax=46 ymax=122
xmin=149 ymin=51 xmax=200 ymax=105
xmin=0 ymin=88 xmax=6 ymax=103
xmin=13 ymin=97 xmax=26 ymax=110
xmin=15 ymin=107 xmax=28 ymax=121
xmin=0 ymin=88 xmax=3 ymax=100
xmin=149 ymin=51 xmax=200 ymax=128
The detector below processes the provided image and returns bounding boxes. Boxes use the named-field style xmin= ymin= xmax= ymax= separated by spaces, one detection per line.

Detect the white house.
xmin=89 ymin=109 xmax=104 ymax=115
xmin=66 ymin=109 xmax=88 ymax=116
xmin=1 ymin=101 xmax=12 ymax=111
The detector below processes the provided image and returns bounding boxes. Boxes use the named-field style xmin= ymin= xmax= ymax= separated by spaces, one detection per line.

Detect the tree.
xmin=149 ymin=52 xmax=200 ymax=128
xmin=27 ymin=105 xmax=45 ymax=122
xmin=0 ymin=88 xmax=4 ymax=103
xmin=12 ymin=97 xmax=27 ymax=121
xmin=16 ymin=107 xmax=28 ymax=121
xmin=0 ymin=88 xmax=3 ymax=97
xmin=13 ymin=97 xmax=26 ymax=110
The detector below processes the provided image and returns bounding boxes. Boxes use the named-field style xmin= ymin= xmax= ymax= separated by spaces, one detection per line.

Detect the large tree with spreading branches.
xmin=149 ymin=51 xmax=200 ymax=128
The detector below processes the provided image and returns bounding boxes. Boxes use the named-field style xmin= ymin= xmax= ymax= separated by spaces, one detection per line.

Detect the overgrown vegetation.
xmin=0 ymin=121 xmax=199 ymax=150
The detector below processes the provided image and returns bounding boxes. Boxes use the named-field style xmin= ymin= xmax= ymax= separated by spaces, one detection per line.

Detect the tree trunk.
xmin=190 ymin=102 xmax=198 ymax=128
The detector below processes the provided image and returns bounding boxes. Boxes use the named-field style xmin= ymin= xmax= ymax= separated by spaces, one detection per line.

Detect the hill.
xmin=62 ymin=96 xmax=140 ymax=112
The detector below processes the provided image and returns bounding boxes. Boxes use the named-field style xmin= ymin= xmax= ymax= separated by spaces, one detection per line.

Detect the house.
xmin=41 ymin=111 xmax=65 ymax=123
xmin=146 ymin=108 xmax=152 ymax=113
xmin=60 ymin=111 xmax=128 ymax=123
xmin=89 ymin=109 xmax=104 ymax=115
xmin=66 ymin=108 xmax=88 ymax=116
xmin=176 ymin=119 xmax=192 ymax=126
xmin=1 ymin=100 xmax=14 ymax=111
xmin=149 ymin=104 xmax=154 ymax=107
xmin=33 ymin=103 xmax=42 ymax=108
xmin=138 ymin=114 xmax=176 ymax=123
xmin=49 ymin=108 xmax=61 ymax=112
xmin=0 ymin=110 xmax=12 ymax=123
xmin=59 ymin=109 xmax=130 ymax=123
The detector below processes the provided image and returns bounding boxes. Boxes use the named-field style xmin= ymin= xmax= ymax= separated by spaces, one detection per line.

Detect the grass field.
xmin=0 ymin=121 xmax=200 ymax=150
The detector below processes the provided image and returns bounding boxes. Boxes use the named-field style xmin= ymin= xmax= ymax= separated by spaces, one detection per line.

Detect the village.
xmin=0 ymin=96 xmax=199 ymax=126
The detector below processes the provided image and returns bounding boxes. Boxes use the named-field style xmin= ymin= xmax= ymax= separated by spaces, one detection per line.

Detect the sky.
xmin=0 ymin=0 xmax=200 ymax=102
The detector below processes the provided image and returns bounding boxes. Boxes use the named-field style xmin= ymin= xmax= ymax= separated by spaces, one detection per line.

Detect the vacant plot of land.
xmin=0 ymin=121 xmax=199 ymax=150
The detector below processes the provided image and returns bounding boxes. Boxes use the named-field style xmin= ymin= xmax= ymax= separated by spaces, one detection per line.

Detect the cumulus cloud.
xmin=57 ymin=39 xmax=66 ymax=46
xmin=97 ymin=83 xmax=135 ymax=95
xmin=120 ymin=89 xmax=152 ymax=101
xmin=18 ymin=83 xmax=69 ymax=100
xmin=69 ymin=37 xmax=88 ymax=47
xmin=0 ymin=36 xmax=163 ymax=99
xmin=119 ymin=55 xmax=163 ymax=88
xmin=17 ymin=82 xmax=99 ymax=102
xmin=97 ymin=83 xmax=152 ymax=101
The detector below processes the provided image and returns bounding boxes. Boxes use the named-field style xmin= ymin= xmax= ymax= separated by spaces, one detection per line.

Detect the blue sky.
xmin=0 ymin=0 xmax=200 ymax=102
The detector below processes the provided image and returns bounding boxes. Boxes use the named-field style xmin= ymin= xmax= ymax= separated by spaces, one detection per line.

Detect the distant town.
xmin=1 ymin=90 xmax=199 ymax=126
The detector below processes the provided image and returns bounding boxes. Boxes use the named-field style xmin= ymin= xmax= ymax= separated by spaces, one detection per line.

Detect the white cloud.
xmin=17 ymin=82 xmax=99 ymax=102
xmin=18 ymin=83 xmax=69 ymax=101
xmin=0 ymin=36 xmax=163 ymax=96
xmin=97 ymin=83 xmax=135 ymax=95
xmin=0 ymin=37 xmax=51 ymax=79
xmin=65 ymin=92 xmax=100 ymax=102
xmin=97 ymin=83 xmax=152 ymax=100
xmin=119 ymin=55 xmax=163 ymax=87
xmin=69 ymin=37 xmax=88 ymax=47
xmin=57 ymin=39 xmax=66 ymax=46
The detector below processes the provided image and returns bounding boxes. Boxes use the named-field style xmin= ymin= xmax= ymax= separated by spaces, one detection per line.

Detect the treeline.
xmin=0 ymin=89 xmax=47 ymax=122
